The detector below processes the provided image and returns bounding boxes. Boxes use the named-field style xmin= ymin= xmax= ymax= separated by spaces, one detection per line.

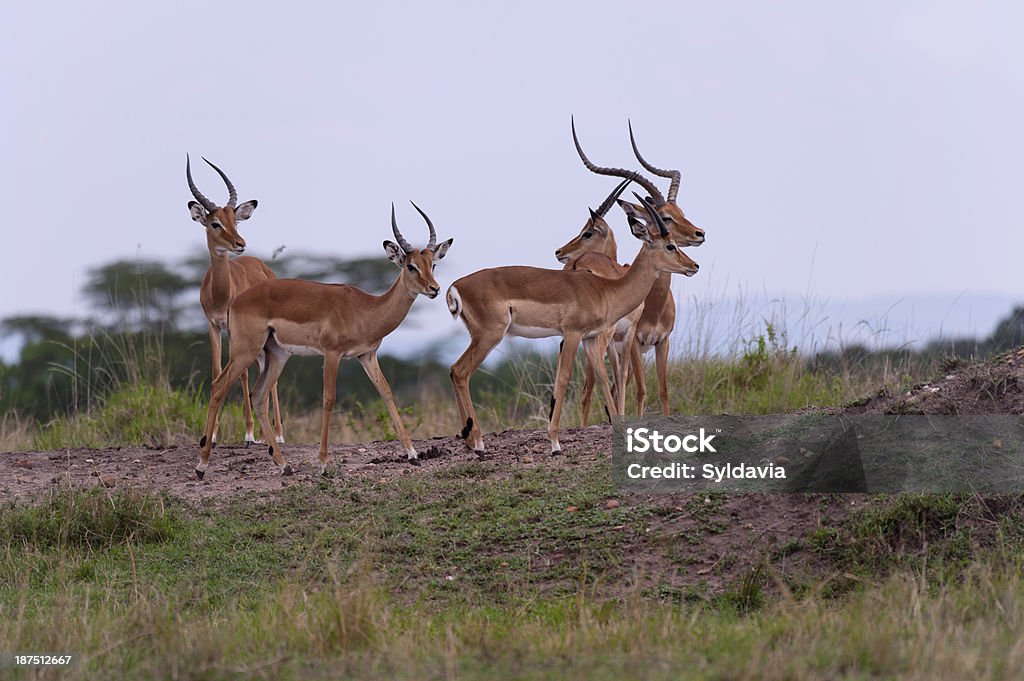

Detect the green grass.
xmin=3 ymin=461 xmax=1024 ymax=679
xmin=32 ymin=381 xmax=249 ymax=450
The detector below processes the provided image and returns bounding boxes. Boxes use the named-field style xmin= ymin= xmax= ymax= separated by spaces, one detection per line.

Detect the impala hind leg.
xmin=655 ymin=338 xmax=671 ymax=416
xmin=450 ymin=332 xmax=503 ymax=454
xmin=360 ymin=352 xmax=419 ymax=465
xmin=549 ymin=332 xmax=582 ymax=454
xmin=251 ymin=340 xmax=291 ymax=475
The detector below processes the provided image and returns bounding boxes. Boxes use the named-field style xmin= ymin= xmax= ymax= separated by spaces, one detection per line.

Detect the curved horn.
xmin=594 ymin=175 xmax=636 ymax=217
xmin=628 ymin=120 xmax=681 ymax=203
xmin=634 ymin=191 xmax=669 ymax=238
xmin=186 ymin=155 xmax=217 ymax=212
xmin=202 ymin=157 xmax=238 ymax=208
xmin=391 ymin=203 xmax=414 ymax=253
xmin=571 ymin=116 xmax=666 ymax=207
xmin=409 ymin=201 xmax=436 ymax=249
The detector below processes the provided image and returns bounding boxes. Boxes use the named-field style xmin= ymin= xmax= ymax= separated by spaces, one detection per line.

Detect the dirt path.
xmin=1 ymin=426 xmax=613 ymax=503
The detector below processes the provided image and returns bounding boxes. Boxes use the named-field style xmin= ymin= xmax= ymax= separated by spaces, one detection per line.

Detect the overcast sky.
xmin=3 ymin=1 xmax=1022 ymax=357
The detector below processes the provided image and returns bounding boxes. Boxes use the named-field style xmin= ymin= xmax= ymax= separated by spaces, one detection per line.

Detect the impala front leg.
xmin=617 ymin=323 xmax=640 ymax=416
xmin=549 ymin=332 xmax=582 ymax=454
xmin=240 ymin=366 xmax=257 ymax=445
xmin=271 ymin=382 xmax=285 ymax=445
xmin=655 ymin=337 xmax=671 ymax=416
xmin=631 ymin=343 xmax=647 ymax=418
xmin=198 ymin=357 xmax=247 ymax=479
xmin=359 ymin=352 xmax=418 ymax=464
xmin=207 ymin=321 xmax=223 ymax=446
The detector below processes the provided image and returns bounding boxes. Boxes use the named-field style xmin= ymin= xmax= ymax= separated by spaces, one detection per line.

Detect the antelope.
xmin=186 ymin=156 xmax=284 ymax=446
xmin=553 ymin=179 xmax=644 ymax=425
xmin=195 ymin=203 xmax=452 ymax=478
xmin=569 ymin=120 xmax=707 ymax=416
xmin=447 ymin=193 xmax=698 ymax=456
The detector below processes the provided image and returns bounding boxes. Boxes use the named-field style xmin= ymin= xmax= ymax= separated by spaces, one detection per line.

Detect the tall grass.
xmin=2 ymin=291 xmax=940 ymax=452
xmin=2 ymin=541 xmax=1023 ymax=679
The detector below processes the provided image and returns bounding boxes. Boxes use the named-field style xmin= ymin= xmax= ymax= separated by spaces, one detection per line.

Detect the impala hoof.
xmin=194 ymin=468 xmax=205 ymax=480
xmin=244 ymin=440 xmax=255 ymax=448
xmin=282 ymin=464 xmax=294 ymax=476
xmin=550 ymin=448 xmax=563 ymax=457
xmin=408 ymin=457 xmax=421 ymax=467
xmin=474 ymin=450 xmax=489 ymax=461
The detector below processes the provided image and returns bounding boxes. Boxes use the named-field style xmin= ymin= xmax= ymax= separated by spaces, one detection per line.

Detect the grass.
xmin=2 ymin=476 xmax=1024 ymax=679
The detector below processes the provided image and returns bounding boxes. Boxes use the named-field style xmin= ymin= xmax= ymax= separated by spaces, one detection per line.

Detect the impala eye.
xmin=583 ymin=232 xmax=593 ymax=239
xmin=211 ymin=223 xmax=222 ymax=230
xmin=666 ymin=244 xmax=677 ymax=252
xmin=407 ymin=264 xmax=417 ymax=272
xmin=661 ymin=215 xmax=673 ymax=223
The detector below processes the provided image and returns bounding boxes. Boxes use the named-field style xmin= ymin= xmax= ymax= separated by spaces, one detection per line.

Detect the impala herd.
xmin=188 ymin=121 xmax=705 ymax=479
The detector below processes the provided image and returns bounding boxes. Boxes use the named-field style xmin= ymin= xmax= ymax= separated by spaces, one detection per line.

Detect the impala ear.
xmin=616 ymin=199 xmax=648 ymax=226
xmin=623 ymin=203 xmax=655 ymax=244
xmin=383 ymin=240 xmax=406 ymax=266
xmin=235 ymin=200 xmax=258 ymax=222
xmin=431 ymin=238 xmax=453 ymax=261
xmin=189 ymin=201 xmax=208 ymax=223
xmin=587 ymin=209 xmax=609 ymax=235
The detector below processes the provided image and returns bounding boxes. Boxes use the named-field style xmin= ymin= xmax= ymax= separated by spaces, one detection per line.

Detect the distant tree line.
xmin=3 ymin=248 xmax=1022 ymax=423
xmin=0 ymin=250 xmax=522 ymax=423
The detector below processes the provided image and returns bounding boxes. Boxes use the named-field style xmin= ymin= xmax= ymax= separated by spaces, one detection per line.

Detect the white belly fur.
xmin=277 ymin=342 xmax=322 ymax=357
xmin=506 ymin=323 xmax=560 ymax=339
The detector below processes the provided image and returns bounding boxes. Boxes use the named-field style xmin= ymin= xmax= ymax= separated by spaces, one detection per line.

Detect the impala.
xmin=195 ymin=204 xmax=452 ymax=478
xmin=447 ymin=193 xmax=698 ymax=456
xmin=553 ymin=178 xmax=644 ymax=424
xmin=569 ymin=120 xmax=707 ymax=416
xmin=187 ymin=156 xmax=284 ymax=446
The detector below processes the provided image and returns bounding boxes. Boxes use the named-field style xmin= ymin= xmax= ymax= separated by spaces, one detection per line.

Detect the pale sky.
xmin=2 ymin=1 xmax=1022 ymax=357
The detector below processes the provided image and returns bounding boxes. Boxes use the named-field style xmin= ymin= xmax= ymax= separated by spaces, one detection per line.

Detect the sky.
xmin=2 ymin=1 xmax=1022 ymax=359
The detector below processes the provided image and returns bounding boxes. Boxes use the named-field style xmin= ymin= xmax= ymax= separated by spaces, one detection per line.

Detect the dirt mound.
xmin=844 ymin=348 xmax=1024 ymax=416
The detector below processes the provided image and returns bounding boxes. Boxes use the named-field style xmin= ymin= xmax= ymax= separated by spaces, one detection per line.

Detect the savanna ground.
xmin=3 ymin=341 xmax=1024 ymax=679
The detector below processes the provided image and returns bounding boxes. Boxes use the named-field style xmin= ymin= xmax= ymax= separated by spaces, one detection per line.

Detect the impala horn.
xmin=391 ymin=204 xmax=415 ymax=253
xmin=202 ymin=157 xmax=238 ymax=208
xmin=410 ymin=201 xmax=436 ymax=249
xmin=594 ymin=175 xmax=637 ymax=217
xmin=186 ymin=155 xmax=218 ymax=212
xmin=634 ymin=192 xmax=669 ymax=237
xmin=571 ymin=116 xmax=666 ymax=207
xmin=628 ymin=120 xmax=681 ymax=203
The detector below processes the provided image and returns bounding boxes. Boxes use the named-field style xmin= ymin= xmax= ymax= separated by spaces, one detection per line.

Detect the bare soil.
xmin=1 ymin=424 xmax=858 ymax=596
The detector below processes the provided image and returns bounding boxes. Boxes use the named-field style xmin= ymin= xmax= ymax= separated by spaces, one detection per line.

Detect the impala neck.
xmin=605 ymin=245 xmax=663 ymax=321
xmin=206 ymin=238 xmax=235 ymax=307
xmin=365 ymin=274 xmax=418 ymax=341
xmin=602 ymin=230 xmax=619 ymax=262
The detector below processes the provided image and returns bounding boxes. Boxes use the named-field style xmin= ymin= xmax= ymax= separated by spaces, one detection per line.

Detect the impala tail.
xmin=446 ymin=284 xmax=463 ymax=320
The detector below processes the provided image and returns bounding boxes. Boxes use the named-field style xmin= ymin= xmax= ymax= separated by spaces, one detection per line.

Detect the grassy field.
xmin=6 ymin=330 xmax=1021 ymax=679
xmin=2 ymin=453 xmax=1024 ymax=679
